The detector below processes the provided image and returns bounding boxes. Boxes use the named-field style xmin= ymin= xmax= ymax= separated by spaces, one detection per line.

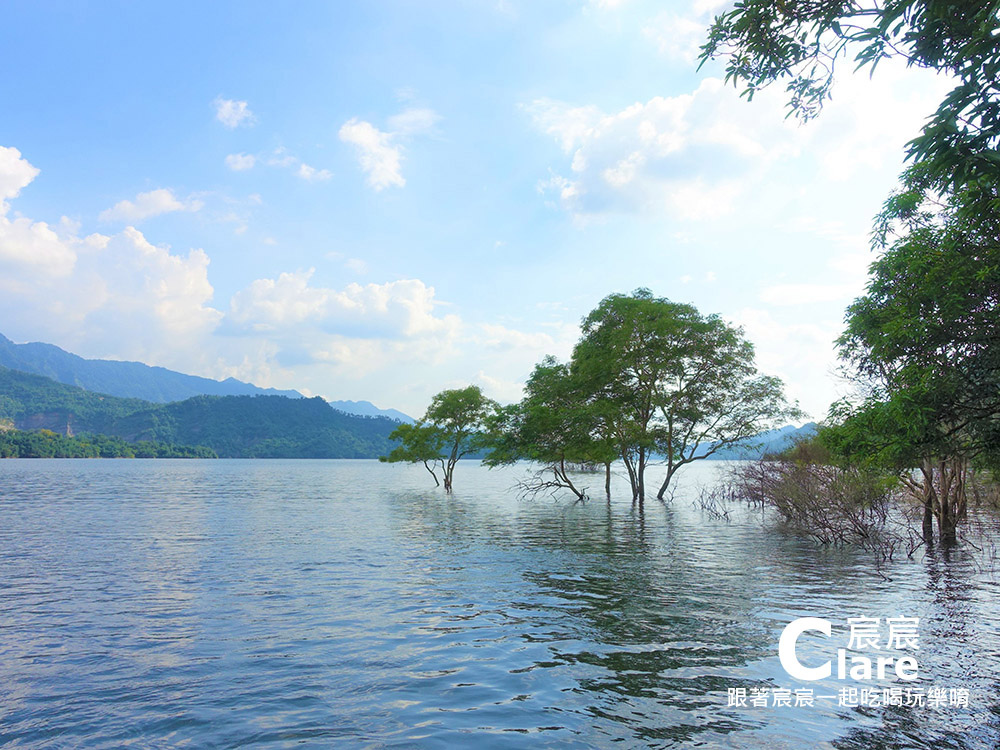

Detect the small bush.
xmin=730 ymin=457 xmax=900 ymax=554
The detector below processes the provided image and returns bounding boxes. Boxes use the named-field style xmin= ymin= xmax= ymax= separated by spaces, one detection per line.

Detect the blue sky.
xmin=0 ymin=0 xmax=950 ymax=419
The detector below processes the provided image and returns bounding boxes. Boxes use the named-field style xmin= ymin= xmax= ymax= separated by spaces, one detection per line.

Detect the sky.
xmin=0 ymin=0 xmax=952 ymax=420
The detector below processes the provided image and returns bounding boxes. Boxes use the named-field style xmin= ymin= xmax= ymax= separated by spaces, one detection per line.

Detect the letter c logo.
xmin=779 ymin=617 xmax=832 ymax=681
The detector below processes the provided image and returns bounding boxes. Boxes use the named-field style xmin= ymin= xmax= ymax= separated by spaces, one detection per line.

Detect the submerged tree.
xmin=700 ymin=0 xmax=1000 ymax=192
xmin=380 ymin=385 xmax=497 ymax=492
xmin=485 ymin=357 xmax=616 ymax=500
xmin=832 ymin=171 xmax=1000 ymax=544
xmin=572 ymin=290 xmax=799 ymax=505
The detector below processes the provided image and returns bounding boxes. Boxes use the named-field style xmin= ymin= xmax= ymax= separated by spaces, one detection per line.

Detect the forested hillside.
xmin=0 ymin=367 xmax=398 ymax=458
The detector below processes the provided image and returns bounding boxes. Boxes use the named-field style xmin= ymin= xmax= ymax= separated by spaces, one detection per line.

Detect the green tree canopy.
xmin=381 ymin=385 xmax=497 ymax=492
xmin=485 ymin=357 xmax=616 ymax=500
xmin=572 ymin=290 xmax=799 ymax=504
xmin=831 ymin=171 xmax=1000 ymax=541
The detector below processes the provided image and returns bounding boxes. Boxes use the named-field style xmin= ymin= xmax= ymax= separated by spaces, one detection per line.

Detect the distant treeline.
xmin=0 ymin=428 xmax=216 ymax=458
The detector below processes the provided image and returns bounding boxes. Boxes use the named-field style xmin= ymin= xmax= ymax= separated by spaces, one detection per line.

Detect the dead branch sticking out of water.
xmin=515 ymin=463 xmax=587 ymax=502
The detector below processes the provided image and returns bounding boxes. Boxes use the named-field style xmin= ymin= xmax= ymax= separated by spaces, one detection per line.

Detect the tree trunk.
xmin=920 ymin=460 xmax=936 ymax=543
xmin=623 ymin=455 xmax=639 ymax=503
xmin=422 ymin=460 xmax=440 ymax=487
xmin=636 ymin=449 xmax=646 ymax=509
xmin=557 ymin=459 xmax=586 ymax=501
xmin=443 ymin=459 xmax=455 ymax=493
xmin=936 ymin=456 xmax=965 ymax=546
xmin=656 ymin=463 xmax=677 ymax=500
xmin=922 ymin=494 xmax=935 ymax=542
xmin=605 ymin=462 xmax=611 ymax=499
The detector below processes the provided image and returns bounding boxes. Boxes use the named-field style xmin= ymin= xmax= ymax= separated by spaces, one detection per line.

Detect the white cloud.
xmin=0 ymin=146 xmax=40 ymax=210
xmin=0 ymin=147 xmax=223 ymax=368
xmin=338 ymin=106 xmax=440 ymax=191
xmin=339 ymin=118 xmax=405 ymax=191
xmin=261 ymin=147 xmax=331 ymax=182
xmin=0 ymin=148 xmax=86 ymax=276
xmin=479 ymin=323 xmax=557 ymax=352
xmin=220 ymin=270 xmax=465 ymax=393
xmin=759 ymin=282 xmax=859 ymax=306
xmin=344 ymin=258 xmax=368 ymax=274
xmin=0 ymin=212 xmax=82 ymax=277
xmin=225 ymin=153 xmax=256 ymax=171
xmin=693 ymin=0 xmax=731 ymax=13
xmin=528 ymin=57 xmax=951 ymax=220
xmin=297 ymin=163 xmax=332 ymax=182
xmin=227 ymin=269 xmax=460 ymax=339
xmin=812 ymin=65 xmax=953 ymax=182
xmin=732 ymin=307 xmax=843 ymax=420
xmin=759 ymin=249 xmax=869 ymax=307
xmin=642 ymin=12 xmax=706 ymax=63
xmin=214 ymin=97 xmax=255 ymax=129
xmin=267 ymin=147 xmax=297 ymax=168
xmin=0 ymin=225 xmax=222 ymax=366
xmin=386 ymin=107 xmax=441 ymax=135
xmin=475 ymin=370 xmax=526 ymax=404
xmin=526 ymin=78 xmax=799 ymax=218
xmin=99 ymin=188 xmax=203 ymax=223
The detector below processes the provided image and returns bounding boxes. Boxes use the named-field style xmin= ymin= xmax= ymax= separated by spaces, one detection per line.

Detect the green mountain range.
xmin=0 ymin=333 xmax=413 ymax=422
xmin=0 ymin=366 xmax=399 ymax=458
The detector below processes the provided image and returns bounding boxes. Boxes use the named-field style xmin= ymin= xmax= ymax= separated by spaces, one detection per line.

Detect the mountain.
xmin=328 ymin=399 xmax=414 ymax=423
xmin=0 ymin=366 xmax=399 ymax=458
xmin=0 ymin=332 xmax=415 ymax=423
xmin=0 ymin=332 xmax=302 ymax=403
xmin=700 ymin=422 xmax=819 ymax=460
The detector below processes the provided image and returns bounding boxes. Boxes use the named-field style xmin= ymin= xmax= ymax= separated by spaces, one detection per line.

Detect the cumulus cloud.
xmin=0 ymin=212 xmax=83 ymax=277
xmin=0 ymin=144 xmax=475 ymax=417
xmin=475 ymin=370 xmax=527 ymax=404
xmin=0 ymin=146 xmax=40 ymax=210
xmin=214 ymin=97 xmax=255 ymax=128
xmin=225 ymin=153 xmax=256 ymax=171
xmin=527 ymin=78 xmax=799 ymax=218
xmin=228 ymin=269 xmax=460 ymax=339
xmin=99 ymin=188 xmax=203 ymax=223
xmin=0 ymin=224 xmax=222 ymax=366
xmin=0 ymin=145 xmax=225 ymax=369
xmin=220 ymin=270 xmax=465 ymax=391
xmin=339 ymin=106 xmax=440 ymax=191
xmin=528 ymin=57 xmax=951 ymax=220
xmin=0 ymin=148 xmax=87 ymax=276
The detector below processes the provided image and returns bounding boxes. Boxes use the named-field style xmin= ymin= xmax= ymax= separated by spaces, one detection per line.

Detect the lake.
xmin=1 ymin=459 xmax=998 ymax=748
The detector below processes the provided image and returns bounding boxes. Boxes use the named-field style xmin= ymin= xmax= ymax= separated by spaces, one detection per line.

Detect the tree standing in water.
xmin=381 ymin=385 xmax=497 ymax=492
xmin=831 ymin=171 xmax=1000 ymax=544
xmin=571 ymin=290 xmax=798 ymax=506
xmin=485 ymin=357 xmax=616 ymax=500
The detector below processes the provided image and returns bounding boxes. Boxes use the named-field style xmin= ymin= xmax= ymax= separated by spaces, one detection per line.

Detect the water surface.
xmin=1 ymin=459 xmax=998 ymax=748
